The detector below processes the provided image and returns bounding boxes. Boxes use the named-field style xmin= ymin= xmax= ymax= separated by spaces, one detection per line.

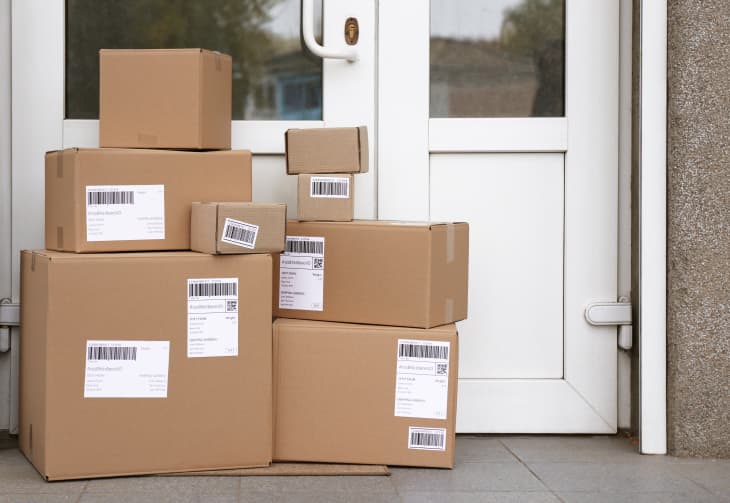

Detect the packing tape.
xmin=445 ymin=224 xmax=455 ymax=264
xmin=31 ymin=252 xmax=37 ymax=272
xmin=56 ymin=227 xmax=64 ymax=249
xmin=215 ymin=52 xmax=222 ymax=71
xmin=444 ymin=298 xmax=454 ymax=322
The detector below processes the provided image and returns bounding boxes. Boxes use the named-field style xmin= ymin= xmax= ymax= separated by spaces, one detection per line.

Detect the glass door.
xmin=379 ymin=0 xmax=619 ymax=432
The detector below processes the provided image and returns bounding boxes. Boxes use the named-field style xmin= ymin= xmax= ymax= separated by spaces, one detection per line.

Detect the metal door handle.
xmin=302 ymin=0 xmax=358 ymax=62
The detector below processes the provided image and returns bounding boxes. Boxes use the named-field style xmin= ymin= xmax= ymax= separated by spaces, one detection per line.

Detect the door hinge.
xmin=0 ymin=301 xmax=18 ymax=326
xmin=585 ymin=297 xmax=633 ymax=350
xmin=0 ymin=300 xmax=19 ymax=353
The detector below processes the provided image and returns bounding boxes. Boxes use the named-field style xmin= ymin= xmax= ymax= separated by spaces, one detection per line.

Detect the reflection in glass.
xmin=430 ymin=0 xmax=565 ymax=118
xmin=66 ymin=0 xmax=322 ymax=120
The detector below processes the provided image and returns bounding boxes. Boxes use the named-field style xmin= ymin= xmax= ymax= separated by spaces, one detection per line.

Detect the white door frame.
xmin=638 ymin=0 xmax=667 ymax=455
xmin=7 ymin=0 xmax=668 ymax=450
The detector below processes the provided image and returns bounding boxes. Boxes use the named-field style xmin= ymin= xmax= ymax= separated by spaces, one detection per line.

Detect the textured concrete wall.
xmin=667 ymin=0 xmax=730 ymax=457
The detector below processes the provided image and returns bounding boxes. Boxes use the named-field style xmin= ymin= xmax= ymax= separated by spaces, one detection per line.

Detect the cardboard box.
xmin=285 ymin=126 xmax=368 ymax=174
xmin=273 ymin=319 xmax=458 ymax=468
xmin=297 ymin=174 xmax=354 ymax=222
xmin=45 ymin=148 xmax=251 ymax=253
xmin=19 ymin=250 xmax=273 ymax=480
xmin=191 ymin=202 xmax=286 ymax=254
xmin=100 ymin=48 xmax=231 ymax=149
xmin=274 ymin=220 xmax=469 ymax=328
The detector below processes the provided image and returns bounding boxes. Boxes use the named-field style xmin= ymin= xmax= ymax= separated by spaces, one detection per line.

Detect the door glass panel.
xmin=66 ymin=0 xmax=322 ymax=120
xmin=430 ymin=0 xmax=565 ymax=118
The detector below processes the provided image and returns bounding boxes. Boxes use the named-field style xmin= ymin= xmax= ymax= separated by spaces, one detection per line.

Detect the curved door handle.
xmin=302 ymin=0 xmax=358 ymax=62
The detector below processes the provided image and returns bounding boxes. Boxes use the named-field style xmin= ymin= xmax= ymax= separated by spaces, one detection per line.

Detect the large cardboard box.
xmin=285 ymin=126 xmax=368 ymax=174
xmin=19 ymin=250 xmax=273 ymax=480
xmin=274 ymin=221 xmax=469 ymax=328
xmin=45 ymin=148 xmax=251 ymax=253
xmin=297 ymin=174 xmax=354 ymax=222
xmin=273 ymin=319 xmax=458 ymax=468
xmin=191 ymin=202 xmax=286 ymax=254
xmin=100 ymin=48 xmax=232 ymax=149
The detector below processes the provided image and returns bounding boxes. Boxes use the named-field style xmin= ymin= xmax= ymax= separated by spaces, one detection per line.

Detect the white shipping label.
xmin=408 ymin=427 xmax=447 ymax=451
xmin=394 ymin=339 xmax=450 ymax=420
xmin=310 ymin=176 xmax=350 ymax=198
xmin=221 ymin=218 xmax=259 ymax=249
xmin=86 ymin=185 xmax=165 ymax=241
xmin=84 ymin=340 xmax=170 ymax=398
xmin=187 ymin=278 xmax=239 ymax=358
xmin=278 ymin=236 xmax=325 ymax=311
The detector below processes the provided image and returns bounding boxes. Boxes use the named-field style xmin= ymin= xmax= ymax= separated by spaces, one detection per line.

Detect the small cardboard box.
xmin=273 ymin=319 xmax=458 ymax=468
xmin=285 ymin=126 xmax=368 ymax=174
xmin=191 ymin=202 xmax=286 ymax=254
xmin=100 ymin=48 xmax=232 ymax=149
xmin=297 ymin=174 xmax=354 ymax=222
xmin=45 ymin=148 xmax=251 ymax=253
xmin=274 ymin=220 xmax=469 ymax=328
xmin=20 ymin=250 xmax=273 ymax=480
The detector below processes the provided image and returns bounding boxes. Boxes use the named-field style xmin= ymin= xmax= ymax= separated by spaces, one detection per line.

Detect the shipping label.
xmin=85 ymin=185 xmax=165 ymax=241
xmin=84 ymin=340 xmax=170 ymax=398
xmin=394 ymin=339 xmax=450 ymax=420
xmin=221 ymin=218 xmax=259 ymax=249
xmin=408 ymin=427 xmax=447 ymax=451
xmin=278 ymin=236 xmax=325 ymax=311
xmin=310 ymin=176 xmax=350 ymax=198
xmin=187 ymin=278 xmax=239 ymax=358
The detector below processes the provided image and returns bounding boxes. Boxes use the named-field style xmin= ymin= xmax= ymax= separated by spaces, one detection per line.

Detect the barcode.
xmin=285 ymin=238 xmax=324 ymax=255
xmin=188 ymin=281 xmax=237 ymax=297
xmin=223 ymin=221 xmax=257 ymax=247
xmin=87 ymin=345 xmax=137 ymax=361
xmin=399 ymin=342 xmax=449 ymax=360
xmin=408 ymin=428 xmax=446 ymax=451
xmin=310 ymin=177 xmax=349 ymax=198
xmin=87 ymin=191 xmax=135 ymax=205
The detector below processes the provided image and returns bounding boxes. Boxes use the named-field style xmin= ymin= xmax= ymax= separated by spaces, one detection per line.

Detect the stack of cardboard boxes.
xmin=19 ymin=49 xmax=469 ymax=481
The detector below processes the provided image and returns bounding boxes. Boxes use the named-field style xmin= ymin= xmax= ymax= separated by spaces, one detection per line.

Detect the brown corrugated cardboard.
xmin=45 ymin=148 xmax=251 ymax=253
xmin=274 ymin=220 xmax=469 ymax=328
xmin=191 ymin=202 xmax=286 ymax=254
xmin=273 ymin=319 xmax=458 ymax=468
xmin=297 ymin=174 xmax=354 ymax=222
xmin=285 ymin=126 xmax=368 ymax=174
xmin=99 ymin=48 xmax=232 ymax=149
xmin=19 ymin=250 xmax=273 ymax=480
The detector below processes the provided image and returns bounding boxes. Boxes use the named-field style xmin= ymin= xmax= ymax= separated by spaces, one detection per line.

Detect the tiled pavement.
xmin=0 ymin=436 xmax=728 ymax=502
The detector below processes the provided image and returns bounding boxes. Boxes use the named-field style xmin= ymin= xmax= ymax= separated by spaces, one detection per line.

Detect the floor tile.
xmin=665 ymin=461 xmax=730 ymax=496
xmin=502 ymin=436 xmax=639 ymax=463
xmin=557 ymin=491 xmax=725 ymax=503
xmin=401 ymin=491 xmax=560 ymax=503
xmin=0 ymin=496 xmax=81 ymax=503
xmin=529 ymin=462 xmax=713 ymax=495
xmin=0 ymin=464 xmax=86 ymax=494
xmin=79 ymin=494 xmax=237 ymax=503
xmin=456 ymin=437 xmax=516 ymax=463
xmin=239 ymin=475 xmax=396 ymax=493
xmin=267 ymin=492 xmax=401 ymax=503
xmin=85 ymin=476 xmax=238 ymax=495
xmin=390 ymin=462 xmax=546 ymax=492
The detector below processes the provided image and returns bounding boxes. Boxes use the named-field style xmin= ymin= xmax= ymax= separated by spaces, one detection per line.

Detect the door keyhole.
xmin=345 ymin=17 xmax=359 ymax=46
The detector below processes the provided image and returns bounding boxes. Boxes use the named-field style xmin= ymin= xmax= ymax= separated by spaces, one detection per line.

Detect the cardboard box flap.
xmin=357 ymin=126 xmax=369 ymax=174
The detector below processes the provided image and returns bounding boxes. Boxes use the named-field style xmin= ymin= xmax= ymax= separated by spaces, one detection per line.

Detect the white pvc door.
xmin=379 ymin=1 xmax=619 ymax=432
xmin=8 ymin=0 xmax=374 ymax=433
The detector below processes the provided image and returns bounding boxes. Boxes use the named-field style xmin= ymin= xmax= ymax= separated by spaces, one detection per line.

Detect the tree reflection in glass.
xmin=430 ymin=0 xmax=565 ymax=118
xmin=66 ymin=0 xmax=322 ymax=120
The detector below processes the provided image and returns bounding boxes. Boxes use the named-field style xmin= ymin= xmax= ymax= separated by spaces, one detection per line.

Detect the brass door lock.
xmin=345 ymin=17 xmax=359 ymax=45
